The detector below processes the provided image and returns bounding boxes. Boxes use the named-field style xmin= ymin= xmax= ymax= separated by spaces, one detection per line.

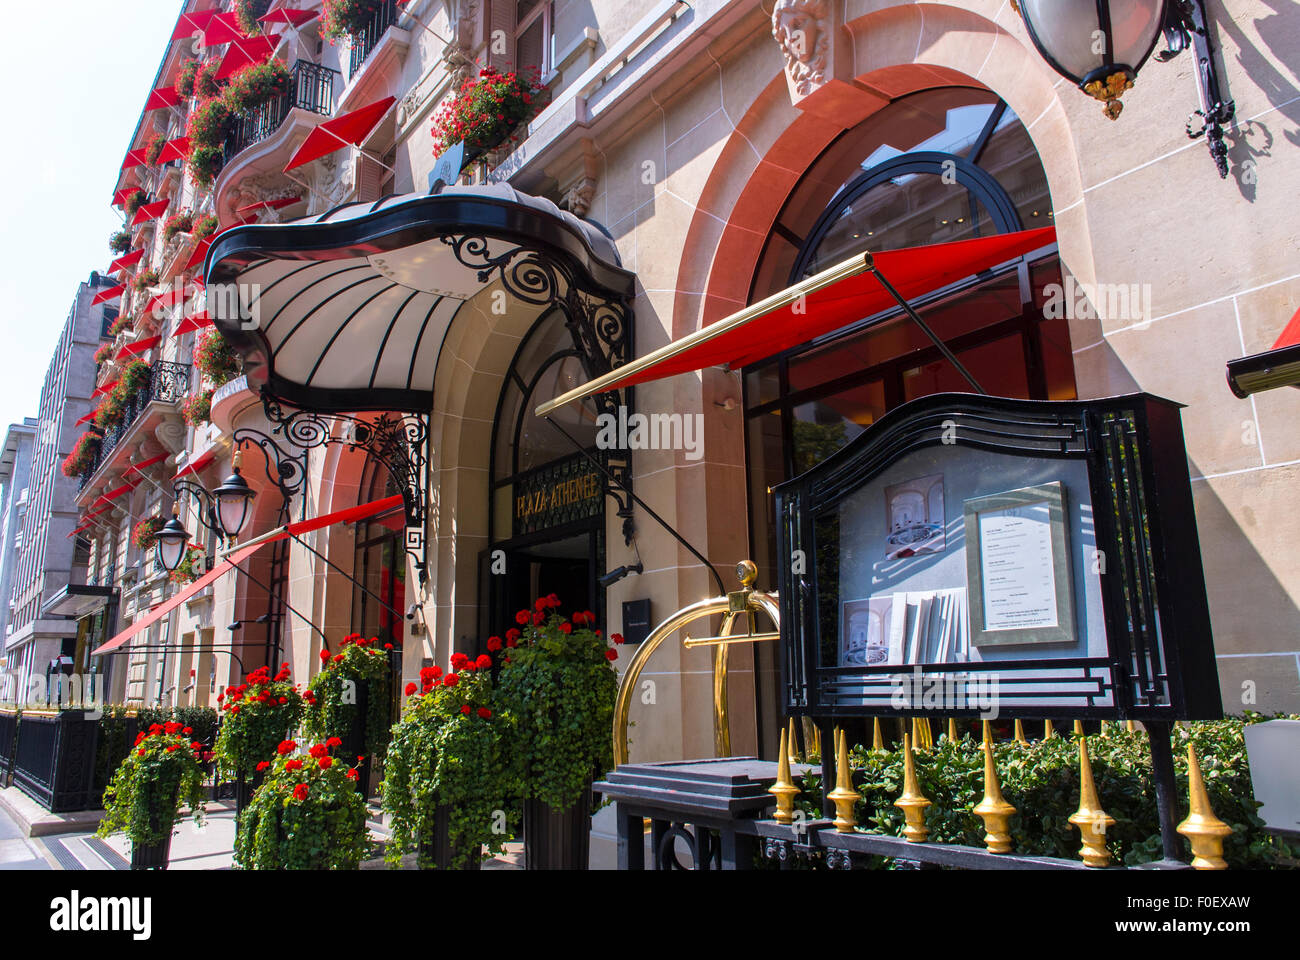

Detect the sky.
xmin=0 ymin=0 xmax=182 ymax=432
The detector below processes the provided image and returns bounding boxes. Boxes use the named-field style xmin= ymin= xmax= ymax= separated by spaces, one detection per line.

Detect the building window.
xmin=490 ymin=0 xmax=553 ymax=76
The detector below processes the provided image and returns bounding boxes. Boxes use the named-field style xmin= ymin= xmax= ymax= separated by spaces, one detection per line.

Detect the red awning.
xmin=216 ymin=38 xmax=281 ymax=81
xmin=74 ymin=410 xmax=97 ymax=427
xmin=116 ymin=336 xmax=161 ymax=361
xmin=171 ymin=9 xmax=219 ymax=40
xmin=131 ymin=199 xmax=170 ymax=227
xmin=536 ymin=227 xmax=1059 ymax=414
xmin=1271 ymin=306 xmax=1300 ymax=351
xmin=202 ymin=11 xmax=250 ymax=47
xmin=157 ymin=136 xmax=191 ymax=164
xmin=124 ymin=453 xmax=170 ymax=477
xmin=91 ymin=284 xmax=125 ymax=306
xmin=91 ymin=480 xmax=138 ymax=512
xmin=284 ymin=97 xmax=396 ymax=171
xmin=112 ymin=187 xmax=139 ymax=207
xmin=108 ymin=249 xmax=144 ymax=273
xmin=121 ymin=149 xmax=150 ymax=170
xmin=1226 ymin=305 xmax=1300 ymax=397
xmin=186 ymin=236 xmax=214 ymax=272
xmin=172 ymin=310 xmax=214 ymax=338
xmin=173 ymin=448 xmax=217 ymax=479
xmin=259 ymin=7 xmax=319 ymax=27
xmin=235 ymin=195 xmax=302 ymax=216
xmin=92 ymin=378 xmax=119 ymax=398
xmin=92 ymin=493 xmax=404 ymax=656
xmin=144 ymin=86 xmax=181 ymax=112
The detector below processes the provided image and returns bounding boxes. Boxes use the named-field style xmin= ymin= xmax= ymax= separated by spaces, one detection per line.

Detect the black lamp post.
xmin=1015 ymin=0 xmax=1235 ymax=176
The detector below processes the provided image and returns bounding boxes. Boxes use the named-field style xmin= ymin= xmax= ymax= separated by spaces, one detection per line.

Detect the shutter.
xmin=487 ymin=0 xmax=517 ymax=71
xmin=354 ymin=154 xmax=386 ymax=203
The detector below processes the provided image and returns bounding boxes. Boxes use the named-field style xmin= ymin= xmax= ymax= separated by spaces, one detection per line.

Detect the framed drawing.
xmin=963 ymin=482 xmax=1074 ymax=648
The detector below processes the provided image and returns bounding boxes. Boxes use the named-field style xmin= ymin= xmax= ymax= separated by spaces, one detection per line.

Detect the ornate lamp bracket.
xmin=1157 ymin=0 xmax=1236 ymax=178
xmin=261 ymin=392 xmax=431 ymax=583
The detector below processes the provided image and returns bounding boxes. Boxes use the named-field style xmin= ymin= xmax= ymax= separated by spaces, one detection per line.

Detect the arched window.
xmin=352 ymin=461 xmax=406 ymax=651
xmin=744 ymin=87 xmax=1075 ymax=759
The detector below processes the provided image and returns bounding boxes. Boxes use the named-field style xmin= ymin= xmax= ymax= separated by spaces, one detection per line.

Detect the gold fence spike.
xmin=1014 ymin=719 xmax=1029 ymax=746
xmin=972 ymin=735 xmax=1016 ymax=853
xmin=1177 ymin=744 xmax=1232 ymax=870
xmin=813 ymin=724 xmax=822 ymax=758
xmin=1073 ymin=720 xmax=1084 ymax=736
xmin=947 ymin=718 xmax=958 ymax=742
xmin=872 ymin=717 xmax=884 ymax=752
xmin=1068 ymin=736 xmax=1115 ymax=867
xmin=894 ymin=733 xmax=931 ymax=842
xmin=1126 ymin=720 xmax=1136 ymax=734
xmin=982 ymin=719 xmax=992 ymax=746
xmin=788 ymin=718 xmax=801 ymax=764
xmin=827 ymin=728 xmax=859 ymax=834
xmin=1044 ymin=719 xmax=1057 ymax=740
xmin=769 ymin=727 xmax=799 ymax=825
xmin=911 ymin=717 xmax=922 ymax=749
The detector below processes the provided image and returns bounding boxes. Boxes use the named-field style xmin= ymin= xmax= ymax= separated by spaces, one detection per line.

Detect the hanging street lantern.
xmin=154 ymin=502 xmax=191 ymax=572
xmin=1014 ymin=0 xmax=1236 ymax=177
xmin=211 ymin=450 xmax=257 ymax=540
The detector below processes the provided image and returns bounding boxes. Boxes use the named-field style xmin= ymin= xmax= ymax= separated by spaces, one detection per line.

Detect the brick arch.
xmin=681 ymin=1 xmax=1093 ymax=333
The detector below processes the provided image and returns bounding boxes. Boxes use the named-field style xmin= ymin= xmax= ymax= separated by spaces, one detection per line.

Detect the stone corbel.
xmin=771 ymin=0 xmax=889 ymax=127
xmin=557 ymin=139 xmax=600 ymax=218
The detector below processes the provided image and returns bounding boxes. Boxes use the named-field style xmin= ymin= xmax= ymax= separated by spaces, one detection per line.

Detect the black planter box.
xmin=523 ymin=788 xmax=592 ymax=870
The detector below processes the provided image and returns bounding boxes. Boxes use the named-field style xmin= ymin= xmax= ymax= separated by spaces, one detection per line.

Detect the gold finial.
xmin=872 ymin=717 xmax=884 ymax=752
xmin=1126 ymin=720 xmax=1136 ymax=734
xmin=232 ymin=449 xmax=243 ymax=471
xmin=811 ymin=723 xmax=822 ymax=758
xmin=171 ymin=501 xmax=180 ymax=518
xmin=947 ymin=718 xmax=958 ymax=742
xmin=1014 ymin=719 xmax=1029 ymax=746
xmin=1043 ymin=719 xmax=1057 ymax=740
xmin=827 ymin=728 xmax=859 ymax=834
xmin=788 ymin=718 xmax=801 ymax=764
xmin=1074 ymin=720 xmax=1085 ymax=737
xmin=1177 ymin=744 xmax=1232 ymax=870
xmin=972 ymin=734 xmax=1016 ymax=853
xmin=894 ymin=733 xmax=931 ymax=843
xmin=982 ymin=719 xmax=992 ymax=746
xmin=1068 ymin=736 xmax=1115 ymax=867
xmin=769 ymin=727 xmax=799 ymax=825
xmin=735 ymin=560 xmax=757 ymax=588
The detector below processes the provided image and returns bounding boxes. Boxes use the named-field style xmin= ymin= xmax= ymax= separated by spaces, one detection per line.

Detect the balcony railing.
xmin=349 ymin=0 xmax=399 ymax=75
xmin=223 ymin=60 xmax=340 ymax=165
xmin=79 ymin=362 xmax=191 ymax=489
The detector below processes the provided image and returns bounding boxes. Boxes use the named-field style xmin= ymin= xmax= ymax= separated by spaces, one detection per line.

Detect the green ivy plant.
xmin=793 ymin=713 xmax=1300 ymax=870
xmin=305 ymin=635 xmax=394 ymax=770
xmin=214 ymin=664 xmax=305 ymax=777
xmin=233 ymin=738 xmax=371 ymax=869
xmin=495 ymin=598 xmax=620 ymax=811
xmin=97 ymin=721 xmax=208 ymax=848
xmin=382 ymin=656 xmax=521 ymax=868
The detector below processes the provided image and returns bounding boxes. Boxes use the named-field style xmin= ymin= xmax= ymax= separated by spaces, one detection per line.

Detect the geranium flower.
xmin=477 ymin=707 xmax=492 ymax=720
xmin=515 ymin=610 xmax=530 ymax=625
xmin=256 ymin=761 xmax=270 ymax=772
xmin=326 ymin=737 xmax=342 ymax=749
xmin=318 ymin=757 xmax=333 ymax=770
xmin=611 ymin=633 xmax=626 ymax=645
xmin=293 ymin=783 xmax=309 ymax=801
xmin=460 ymin=704 xmax=471 ymax=715
xmin=606 ymin=649 xmax=618 ymax=661
xmin=309 ymin=744 xmax=328 ymax=759
xmin=285 ymin=759 xmax=304 ymax=772
xmin=443 ymin=673 xmax=459 ymax=688
xmin=486 ymin=636 xmax=502 ymax=652
xmin=405 ymin=682 xmax=417 ymax=696
xmin=277 ymin=740 xmax=297 ymax=755
xmin=346 ymin=768 xmax=359 ymax=781
xmin=476 ymin=654 xmax=492 ymax=669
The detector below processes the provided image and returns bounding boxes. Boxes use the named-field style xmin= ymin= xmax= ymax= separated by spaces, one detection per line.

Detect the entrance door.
xmin=483 ymin=529 xmax=599 ymax=643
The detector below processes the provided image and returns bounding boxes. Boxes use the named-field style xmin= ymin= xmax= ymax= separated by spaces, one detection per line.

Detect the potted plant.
xmin=305 ymin=635 xmax=394 ymax=793
xmin=96 ymin=720 xmax=207 ymax=870
xmin=196 ymin=58 xmax=224 ymax=99
xmin=215 ymin=664 xmax=305 ymax=816
xmin=93 ymin=342 xmax=114 ymax=366
xmin=132 ymin=515 xmax=165 ymax=552
xmin=144 ymin=132 xmax=167 ymax=167
xmin=181 ymin=388 xmax=213 ymax=426
xmin=431 ymin=66 xmax=545 ymax=166
xmin=223 ymin=58 xmax=291 ymax=113
xmin=119 ymin=357 xmax=153 ymax=396
xmin=176 ymin=59 xmax=200 ymax=99
xmin=193 ymin=327 xmax=241 ymax=386
xmin=122 ymin=189 xmax=148 ymax=221
xmin=61 ymin=434 xmax=100 ymax=478
xmin=132 ymin=269 xmax=160 ymax=295
xmin=186 ymin=96 xmax=234 ymax=188
xmin=163 ymin=211 xmax=194 ymax=243
xmin=382 ymin=654 xmax=519 ymax=869
xmin=496 ymin=599 xmax=620 ymax=869
xmin=168 ymin=545 xmax=206 ymax=585
xmin=233 ymin=0 xmax=273 ymax=36
xmin=321 ymin=0 xmax=389 ymax=42
xmin=109 ymin=229 xmax=132 ymax=255
xmin=192 ymin=213 xmax=219 ymax=241
xmin=233 ymin=738 xmax=371 ymax=869
xmin=93 ymin=392 xmax=126 ymax=431
xmin=108 ymin=314 xmax=133 ymax=337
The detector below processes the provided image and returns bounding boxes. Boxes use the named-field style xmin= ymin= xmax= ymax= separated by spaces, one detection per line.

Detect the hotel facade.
xmin=44 ymin=0 xmax=1299 ymax=816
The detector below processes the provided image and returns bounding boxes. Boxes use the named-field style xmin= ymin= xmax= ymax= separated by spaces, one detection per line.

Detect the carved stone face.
xmin=771 ymin=0 xmax=830 ymax=97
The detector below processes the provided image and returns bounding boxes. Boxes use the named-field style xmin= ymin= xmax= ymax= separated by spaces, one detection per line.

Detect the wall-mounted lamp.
xmin=1015 ymin=0 xmax=1235 ymax=177
xmin=599 ymin=563 xmax=644 ymax=589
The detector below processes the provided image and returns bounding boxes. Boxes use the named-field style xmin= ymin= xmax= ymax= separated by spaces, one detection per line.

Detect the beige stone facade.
xmin=73 ymin=1 xmax=1298 ymax=776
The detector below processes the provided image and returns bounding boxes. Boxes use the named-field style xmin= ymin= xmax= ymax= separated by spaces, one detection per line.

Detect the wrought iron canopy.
xmin=204 ymin=184 xmax=635 ymax=414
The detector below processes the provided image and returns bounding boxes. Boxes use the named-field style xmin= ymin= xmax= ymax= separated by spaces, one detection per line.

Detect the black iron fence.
xmin=79 ymin=362 xmax=192 ymax=489
xmin=349 ymin=0 xmax=399 ymax=75
xmin=9 ymin=711 xmax=100 ymax=813
xmin=223 ymin=60 xmax=340 ymax=164
xmin=0 ymin=710 xmax=17 ymax=786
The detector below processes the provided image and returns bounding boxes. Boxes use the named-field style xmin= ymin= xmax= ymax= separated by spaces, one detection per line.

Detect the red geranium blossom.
xmin=318 ymin=756 xmax=333 ymax=770
xmin=611 ymin=633 xmax=626 ymax=645
xmin=405 ymin=682 xmax=417 ymax=696
xmin=293 ymin=783 xmax=309 ymax=801
xmin=606 ymin=649 xmax=618 ymax=661
xmin=486 ymin=636 xmax=502 ymax=652
xmin=475 ymin=654 xmax=492 ymax=669
xmin=278 ymin=740 xmax=297 ymax=755
xmin=477 ymin=707 xmax=492 ymax=719
xmin=460 ymin=704 xmax=471 ymax=715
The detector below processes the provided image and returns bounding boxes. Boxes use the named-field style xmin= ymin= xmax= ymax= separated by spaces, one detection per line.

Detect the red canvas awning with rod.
xmin=144 ymin=86 xmax=181 ymax=112
xmin=1227 ymin=305 xmax=1300 ymax=397
xmin=216 ymin=38 xmax=281 ymax=81
xmin=115 ymin=336 xmax=161 ymax=361
xmin=172 ymin=310 xmax=214 ymax=338
xmin=201 ymin=11 xmax=250 ymax=47
xmin=92 ymin=494 xmax=404 ymax=656
xmin=92 ymin=378 xmax=119 ymax=398
xmin=283 ymin=97 xmax=396 ymax=171
xmin=121 ymin=149 xmax=149 ymax=171
xmin=259 ymin=7 xmax=318 ymax=27
xmin=174 ymin=448 xmax=217 ymax=479
xmin=171 ymin=9 xmax=219 ymax=40
xmin=536 ymin=226 xmax=1059 ymax=415
xmin=109 ymin=249 xmax=144 ymax=273
xmin=157 ymin=136 xmax=191 ymax=164
xmin=91 ymin=284 xmax=125 ymax=306
xmin=131 ymin=199 xmax=170 ymax=227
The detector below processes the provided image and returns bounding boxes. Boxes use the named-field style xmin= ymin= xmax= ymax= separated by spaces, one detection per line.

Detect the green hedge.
xmin=794 ymin=714 xmax=1299 ymax=869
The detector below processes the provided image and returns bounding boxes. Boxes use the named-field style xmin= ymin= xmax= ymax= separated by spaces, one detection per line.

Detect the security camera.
xmin=598 ymin=563 xmax=643 ymax=589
